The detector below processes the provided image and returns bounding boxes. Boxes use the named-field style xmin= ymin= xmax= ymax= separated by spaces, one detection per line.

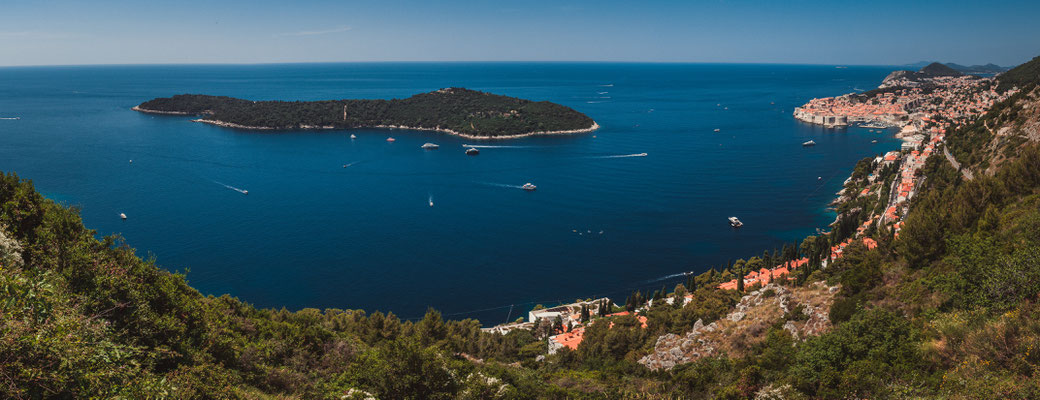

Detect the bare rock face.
xmin=639 ymin=282 xmax=838 ymax=371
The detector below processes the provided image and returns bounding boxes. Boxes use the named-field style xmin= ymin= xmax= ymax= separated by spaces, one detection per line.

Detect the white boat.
xmin=465 ymin=148 xmax=479 ymax=155
xmin=818 ymin=176 xmax=823 ymax=180
xmin=120 ymin=213 xmax=127 ymax=220
xmin=242 ymin=190 xmax=248 ymax=195
xmin=421 ymin=143 xmax=439 ymax=150
xmin=802 ymin=140 xmax=816 ymax=147
xmin=429 ymin=199 xmax=434 ymax=207
xmin=386 ymin=137 xmax=395 ymax=142
xmin=728 ymin=216 xmax=743 ymax=228
xmin=522 ymin=183 xmax=537 ymax=191
xmin=350 ymin=134 xmax=357 ymax=139
xmin=714 ymin=128 xmax=721 ymax=132
xmin=871 ymin=139 xmax=878 ymax=143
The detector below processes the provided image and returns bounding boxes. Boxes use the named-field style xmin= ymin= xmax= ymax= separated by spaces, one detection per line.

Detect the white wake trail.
xmin=587 ymin=153 xmax=648 ymax=159
xmin=643 ymin=272 xmax=690 ymax=284
xmin=476 ymin=182 xmax=525 ymax=189
xmin=213 ymin=180 xmax=249 ymax=194
xmin=461 ymin=144 xmax=533 ymax=149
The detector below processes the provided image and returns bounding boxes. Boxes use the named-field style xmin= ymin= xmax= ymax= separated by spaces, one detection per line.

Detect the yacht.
xmin=522 ymin=183 xmax=537 ymax=191
xmin=421 ymin=143 xmax=439 ymax=150
xmin=120 ymin=213 xmax=127 ymax=220
xmin=802 ymin=140 xmax=816 ymax=147
xmin=714 ymin=128 xmax=721 ymax=132
xmin=728 ymin=217 xmax=743 ymax=228
xmin=871 ymin=139 xmax=878 ymax=143
xmin=350 ymin=134 xmax=357 ymax=139
xmin=465 ymin=148 xmax=479 ymax=155
xmin=386 ymin=137 xmax=395 ymax=142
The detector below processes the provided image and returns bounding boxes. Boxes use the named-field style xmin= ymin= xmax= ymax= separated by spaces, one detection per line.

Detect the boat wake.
xmin=0 ymin=117 xmax=19 ymax=120
xmin=587 ymin=153 xmax=648 ymax=159
xmin=213 ymin=181 xmax=249 ymax=195
xmin=476 ymin=182 xmax=525 ymax=189
xmin=597 ymin=91 xmax=609 ymax=95
xmin=599 ymin=83 xmax=614 ymax=87
xmin=586 ymin=101 xmax=609 ymax=104
xmin=642 ymin=272 xmax=690 ymax=284
xmin=461 ymin=144 xmax=534 ymax=149
xmin=342 ymin=161 xmax=362 ymax=168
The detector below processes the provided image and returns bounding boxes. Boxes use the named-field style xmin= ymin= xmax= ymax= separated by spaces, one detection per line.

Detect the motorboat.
xmin=421 ymin=143 xmax=439 ymax=150
xmin=386 ymin=137 xmax=395 ymax=142
xmin=714 ymin=128 xmax=721 ymax=132
xmin=521 ymin=183 xmax=537 ymax=191
xmin=465 ymin=148 xmax=479 ymax=155
xmin=802 ymin=140 xmax=816 ymax=147
xmin=350 ymin=134 xmax=357 ymax=139
xmin=120 ymin=213 xmax=127 ymax=220
xmin=728 ymin=216 xmax=743 ymax=228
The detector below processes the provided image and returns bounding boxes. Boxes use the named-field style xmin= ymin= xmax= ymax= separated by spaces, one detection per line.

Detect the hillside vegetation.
xmin=4 ymin=57 xmax=1040 ymax=398
xmin=135 ymin=88 xmax=597 ymax=138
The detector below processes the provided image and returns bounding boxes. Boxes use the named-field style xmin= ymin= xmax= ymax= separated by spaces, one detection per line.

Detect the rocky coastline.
xmin=164 ymin=114 xmax=601 ymax=140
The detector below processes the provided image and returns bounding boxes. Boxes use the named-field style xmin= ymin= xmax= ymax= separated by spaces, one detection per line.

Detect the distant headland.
xmin=133 ymin=88 xmax=599 ymax=139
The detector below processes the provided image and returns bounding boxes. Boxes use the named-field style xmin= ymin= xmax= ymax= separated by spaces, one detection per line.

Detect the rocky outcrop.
xmin=639 ymin=282 xmax=838 ymax=371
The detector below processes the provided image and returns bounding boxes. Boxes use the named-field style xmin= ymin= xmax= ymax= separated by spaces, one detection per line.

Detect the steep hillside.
xmin=948 ymin=56 xmax=1040 ymax=173
xmin=6 ymin=55 xmax=1040 ymax=399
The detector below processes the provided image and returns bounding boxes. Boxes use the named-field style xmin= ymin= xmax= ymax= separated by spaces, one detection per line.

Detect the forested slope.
xmin=135 ymin=88 xmax=597 ymax=138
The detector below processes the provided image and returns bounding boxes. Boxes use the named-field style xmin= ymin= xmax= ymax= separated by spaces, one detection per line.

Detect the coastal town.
xmin=481 ymin=62 xmax=1020 ymax=355
xmin=794 ymin=64 xmax=1017 ymax=129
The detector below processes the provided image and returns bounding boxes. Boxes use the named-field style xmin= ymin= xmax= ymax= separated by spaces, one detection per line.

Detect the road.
xmin=944 ymin=147 xmax=974 ymax=181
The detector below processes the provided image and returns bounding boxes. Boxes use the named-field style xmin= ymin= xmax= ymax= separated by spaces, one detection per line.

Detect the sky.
xmin=1 ymin=0 xmax=1039 ymax=67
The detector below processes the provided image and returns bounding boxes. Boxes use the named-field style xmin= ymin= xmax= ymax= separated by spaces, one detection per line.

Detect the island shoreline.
xmin=133 ymin=106 xmax=600 ymax=140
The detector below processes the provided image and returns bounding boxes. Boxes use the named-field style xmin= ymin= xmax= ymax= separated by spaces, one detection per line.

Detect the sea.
xmin=0 ymin=63 xmax=901 ymax=324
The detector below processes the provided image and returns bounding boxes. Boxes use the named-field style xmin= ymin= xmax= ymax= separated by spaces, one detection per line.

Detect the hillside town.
xmin=480 ymin=62 xmax=1026 ymax=364
xmin=794 ymin=68 xmax=1017 ymax=130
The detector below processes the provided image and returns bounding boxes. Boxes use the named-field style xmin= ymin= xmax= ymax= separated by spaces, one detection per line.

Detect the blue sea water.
xmin=0 ymin=63 xmax=900 ymax=324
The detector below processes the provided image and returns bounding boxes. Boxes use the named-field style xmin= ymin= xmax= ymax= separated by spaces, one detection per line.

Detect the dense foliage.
xmin=7 ymin=56 xmax=1040 ymax=398
xmin=997 ymin=55 xmax=1040 ymax=92
xmin=136 ymin=88 xmax=596 ymax=137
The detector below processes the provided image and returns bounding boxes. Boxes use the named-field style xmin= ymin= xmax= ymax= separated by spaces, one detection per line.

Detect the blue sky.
xmin=1 ymin=0 xmax=1038 ymax=66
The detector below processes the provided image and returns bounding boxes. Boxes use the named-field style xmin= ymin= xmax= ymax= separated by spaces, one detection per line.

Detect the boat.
xmin=350 ymin=134 xmax=357 ymax=139
xmin=421 ymin=143 xmax=439 ymax=150
xmin=818 ymin=176 xmax=823 ymax=180
xmin=120 ymin=213 xmax=127 ymax=220
xmin=521 ymin=183 xmax=537 ymax=191
xmin=429 ymin=198 xmax=434 ymax=207
xmin=728 ymin=217 xmax=743 ymax=228
xmin=714 ymin=128 xmax=721 ymax=132
xmin=242 ymin=190 xmax=248 ymax=195
xmin=802 ymin=140 xmax=816 ymax=147
xmin=465 ymin=148 xmax=479 ymax=155
xmin=386 ymin=137 xmax=395 ymax=142
xmin=871 ymin=139 xmax=878 ymax=143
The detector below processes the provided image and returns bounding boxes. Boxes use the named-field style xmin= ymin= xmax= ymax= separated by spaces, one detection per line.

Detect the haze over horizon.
xmin=2 ymin=0 xmax=1039 ymax=67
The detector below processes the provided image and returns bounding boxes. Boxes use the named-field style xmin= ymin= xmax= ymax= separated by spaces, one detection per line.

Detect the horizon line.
xmin=0 ymin=60 xmax=920 ymax=69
